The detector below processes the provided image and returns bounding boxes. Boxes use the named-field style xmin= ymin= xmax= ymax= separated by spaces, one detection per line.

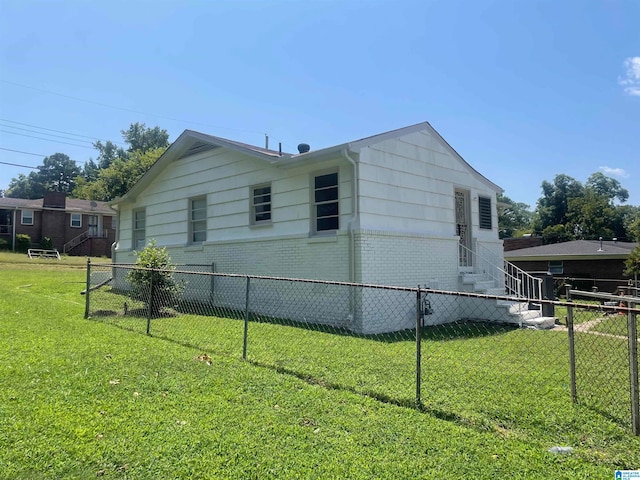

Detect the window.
xmin=133 ymin=209 xmax=146 ymax=250
xmin=251 ymin=184 xmax=271 ymax=224
xmin=21 ymin=209 xmax=33 ymax=225
xmin=189 ymin=197 xmax=207 ymax=243
xmin=313 ymin=172 xmax=339 ymax=233
xmin=70 ymin=213 xmax=82 ymax=228
xmin=478 ymin=196 xmax=492 ymax=230
xmin=548 ymin=260 xmax=564 ymax=275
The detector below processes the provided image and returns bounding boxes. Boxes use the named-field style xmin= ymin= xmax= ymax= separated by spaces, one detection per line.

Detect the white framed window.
xmin=70 ymin=213 xmax=82 ymax=228
xmin=189 ymin=197 xmax=207 ymax=243
xmin=133 ymin=209 xmax=146 ymax=250
xmin=548 ymin=260 xmax=563 ymax=275
xmin=313 ymin=171 xmax=339 ymax=233
xmin=478 ymin=196 xmax=492 ymax=230
xmin=21 ymin=209 xmax=34 ymax=225
xmin=251 ymin=184 xmax=271 ymax=225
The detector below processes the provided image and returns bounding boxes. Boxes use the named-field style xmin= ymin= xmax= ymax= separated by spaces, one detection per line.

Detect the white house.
xmin=111 ymin=122 xmax=530 ymax=333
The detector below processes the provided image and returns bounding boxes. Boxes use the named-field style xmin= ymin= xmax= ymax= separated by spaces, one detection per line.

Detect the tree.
xmin=121 ymin=122 xmax=169 ymax=154
xmin=625 ymin=245 xmax=640 ymax=293
xmin=532 ymin=174 xmax=584 ymax=233
xmin=93 ymin=140 xmax=126 ymax=170
xmin=126 ymin=240 xmax=183 ymax=316
xmin=6 ymin=153 xmax=80 ymax=199
xmin=585 ymin=172 xmax=629 ymax=203
xmin=6 ymin=173 xmax=39 ymax=199
xmin=73 ymin=147 xmax=165 ymax=201
xmin=566 ymin=190 xmax=617 ymax=240
xmin=497 ymin=193 xmax=533 ymax=238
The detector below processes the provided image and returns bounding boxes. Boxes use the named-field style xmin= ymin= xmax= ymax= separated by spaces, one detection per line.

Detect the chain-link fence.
xmin=565 ymin=288 xmax=639 ymax=435
xmin=83 ymin=261 xmax=640 ymax=435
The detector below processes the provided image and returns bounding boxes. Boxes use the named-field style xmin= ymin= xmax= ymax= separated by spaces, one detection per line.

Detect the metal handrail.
xmin=459 ymin=241 xmax=543 ymax=302
xmin=63 ymin=229 xmax=108 ymax=253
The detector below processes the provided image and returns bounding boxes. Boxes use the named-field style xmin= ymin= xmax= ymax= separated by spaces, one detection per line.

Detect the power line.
xmin=0 ymin=124 xmax=95 ymax=145
xmin=1 ymin=80 xmax=264 ymax=135
xmin=0 ymin=147 xmax=88 ymax=166
xmin=0 ymin=118 xmax=124 ymax=145
xmin=0 ymin=129 xmax=95 ymax=149
xmin=0 ymin=160 xmax=38 ymax=169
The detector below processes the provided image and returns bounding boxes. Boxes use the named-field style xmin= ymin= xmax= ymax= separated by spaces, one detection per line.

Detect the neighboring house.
xmin=111 ymin=121 xmax=530 ymax=333
xmin=0 ymin=192 xmax=116 ymax=257
xmin=504 ymin=239 xmax=638 ymax=293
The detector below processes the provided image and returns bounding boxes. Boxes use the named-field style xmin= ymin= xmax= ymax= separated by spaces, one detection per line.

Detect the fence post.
xmin=565 ymin=285 xmax=577 ymax=404
xmin=146 ymin=271 xmax=154 ymax=335
xmin=628 ymin=300 xmax=639 ymax=435
xmin=416 ymin=285 xmax=422 ymax=409
xmin=84 ymin=258 xmax=91 ymax=319
xmin=243 ymin=276 xmax=250 ymax=361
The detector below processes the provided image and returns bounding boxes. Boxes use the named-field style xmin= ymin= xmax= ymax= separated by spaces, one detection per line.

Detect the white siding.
xmin=116 ymin=149 xmax=353 ymax=251
xmin=357 ymin=130 xmax=500 ymax=241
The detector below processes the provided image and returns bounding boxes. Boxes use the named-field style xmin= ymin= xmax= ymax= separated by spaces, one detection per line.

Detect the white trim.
xmin=21 ymin=209 xmax=34 ymax=225
xmin=70 ymin=213 xmax=82 ymax=228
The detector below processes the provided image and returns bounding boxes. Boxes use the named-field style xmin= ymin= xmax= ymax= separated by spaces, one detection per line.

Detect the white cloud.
xmin=599 ymin=166 xmax=629 ymax=178
xmin=619 ymin=57 xmax=640 ymax=96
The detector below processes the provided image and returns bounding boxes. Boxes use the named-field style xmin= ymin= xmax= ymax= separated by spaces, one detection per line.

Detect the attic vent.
xmin=297 ymin=143 xmax=310 ymax=154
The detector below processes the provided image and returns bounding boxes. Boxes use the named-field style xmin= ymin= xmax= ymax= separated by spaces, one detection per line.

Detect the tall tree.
xmin=585 ymin=172 xmax=629 ymax=203
xmin=497 ymin=193 xmax=533 ymax=238
xmin=73 ymin=147 xmax=165 ymax=201
xmin=121 ymin=122 xmax=169 ymax=153
xmin=93 ymin=140 xmax=126 ymax=170
xmin=6 ymin=153 xmax=80 ymax=199
xmin=532 ymin=174 xmax=584 ymax=233
xmin=6 ymin=173 xmax=39 ymax=199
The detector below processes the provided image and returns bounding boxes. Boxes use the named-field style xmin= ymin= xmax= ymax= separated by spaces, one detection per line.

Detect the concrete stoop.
xmin=461 ymin=273 xmax=552 ymax=328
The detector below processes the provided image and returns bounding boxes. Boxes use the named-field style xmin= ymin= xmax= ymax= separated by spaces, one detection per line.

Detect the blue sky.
xmin=1 ymin=0 xmax=638 ymax=210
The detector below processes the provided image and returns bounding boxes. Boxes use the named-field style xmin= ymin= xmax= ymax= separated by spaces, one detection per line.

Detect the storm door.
xmin=455 ymin=189 xmax=472 ymax=268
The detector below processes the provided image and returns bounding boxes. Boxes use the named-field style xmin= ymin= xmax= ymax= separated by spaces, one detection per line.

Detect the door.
xmin=455 ymin=189 xmax=472 ymax=268
xmin=88 ymin=215 xmax=99 ymax=236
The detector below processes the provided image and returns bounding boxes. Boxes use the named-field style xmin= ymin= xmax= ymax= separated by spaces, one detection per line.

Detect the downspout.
xmin=341 ymin=148 xmax=359 ymax=284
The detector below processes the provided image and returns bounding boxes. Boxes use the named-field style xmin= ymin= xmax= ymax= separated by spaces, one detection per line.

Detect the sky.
xmin=0 ymin=0 xmax=638 ymax=210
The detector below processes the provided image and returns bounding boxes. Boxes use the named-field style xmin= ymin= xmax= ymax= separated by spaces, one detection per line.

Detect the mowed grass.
xmin=1 ymin=254 xmax=639 ymax=479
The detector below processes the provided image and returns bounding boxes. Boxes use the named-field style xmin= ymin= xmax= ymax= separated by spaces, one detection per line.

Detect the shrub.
xmin=41 ymin=237 xmax=53 ymax=249
xmin=0 ymin=238 xmax=9 ymax=250
xmin=126 ymin=240 xmax=183 ymax=315
xmin=16 ymin=234 xmax=31 ymax=253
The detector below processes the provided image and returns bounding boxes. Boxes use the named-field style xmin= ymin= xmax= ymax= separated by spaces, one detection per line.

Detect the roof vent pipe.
xmin=297 ymin=143 xmax=310 ymax=154
xmin=598 ymin=236 xmax=603 ymax=252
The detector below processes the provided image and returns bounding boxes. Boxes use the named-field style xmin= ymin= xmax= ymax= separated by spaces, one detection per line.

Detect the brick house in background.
xmin=0 ymin=192 xmax=116 ymax=257
xmin=504 ymin=239 xmax=638 ymax=293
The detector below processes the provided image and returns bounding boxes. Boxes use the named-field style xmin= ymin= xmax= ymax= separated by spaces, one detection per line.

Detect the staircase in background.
xmin=63 ymin=230 xmax=108 ymax=254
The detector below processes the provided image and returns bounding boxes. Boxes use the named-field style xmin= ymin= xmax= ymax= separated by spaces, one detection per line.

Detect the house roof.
xmin=0 ymin=196 xmax=114 ymax=215
xmin=505 ymin=240 xmax=638 ymax=261
xmin=112 ymin=121 xmax=502 ymax=205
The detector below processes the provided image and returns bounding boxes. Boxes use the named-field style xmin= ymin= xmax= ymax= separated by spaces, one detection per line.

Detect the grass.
xmin=1 ymin=251 xmax=639 ymax=479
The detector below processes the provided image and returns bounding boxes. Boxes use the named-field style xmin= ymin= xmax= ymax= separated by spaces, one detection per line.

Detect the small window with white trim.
xmin=251 ymin=184 xmax=271 ymax=225
xmin=70 ymin=213 xmax=82 ymax=228
xmin=313 ymin=171 xmax=339 ymax=233
xmin=21 ymin=209 xmax=33 ymax=225
xmin=133 ymin=209 xmax=146 ymax=250
xmin=189 ymin=197 xmax=207 ymax=244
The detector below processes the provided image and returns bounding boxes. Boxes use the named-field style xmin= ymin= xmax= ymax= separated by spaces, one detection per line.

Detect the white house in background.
xmin=110 ymin=121 xmax=519 ymax=333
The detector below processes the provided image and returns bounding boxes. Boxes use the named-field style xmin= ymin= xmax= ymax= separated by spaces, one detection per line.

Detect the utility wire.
xmin=1 ymin=80 xmax=264 ymax=135
xmin=0 ymin=118 xmax=124 ymax=145
xmin=0 ymin=160 xmax=38 ymax=169
xmin=0 ymin=147 xmax=89 ymax=167
xmin=0 ymin=124 xmax=95 ymax=145
xmin=0 ymin=129 xmax=95 ymax=149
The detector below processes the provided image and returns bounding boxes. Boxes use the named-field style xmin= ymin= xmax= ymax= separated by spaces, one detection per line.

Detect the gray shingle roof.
xmin=505 ymin=240 xmax=637 ymax=259
xmin=0 ymin=196 xmax=114 ymax=215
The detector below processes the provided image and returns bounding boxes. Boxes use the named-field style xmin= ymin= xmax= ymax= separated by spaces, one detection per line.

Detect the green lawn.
xmin=1 ymin=254 xmax=639 ymax=479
